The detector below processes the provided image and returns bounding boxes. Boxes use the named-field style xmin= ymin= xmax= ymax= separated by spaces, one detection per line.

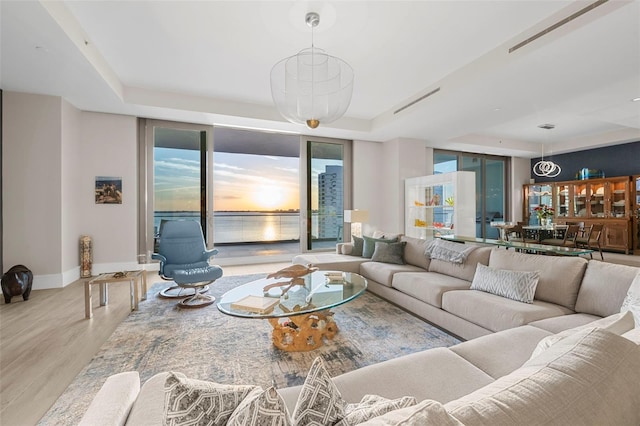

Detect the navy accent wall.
xmin=531 ymin=141 xmax=640 ymax=182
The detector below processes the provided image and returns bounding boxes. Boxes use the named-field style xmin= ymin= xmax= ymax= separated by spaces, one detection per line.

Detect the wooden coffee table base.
xmin=268 ymin=310 xmax=338 ymax=352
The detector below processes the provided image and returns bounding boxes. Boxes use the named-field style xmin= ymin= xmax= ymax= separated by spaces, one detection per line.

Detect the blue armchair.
xmin=152 ymin=220 xmax=223 ymax=308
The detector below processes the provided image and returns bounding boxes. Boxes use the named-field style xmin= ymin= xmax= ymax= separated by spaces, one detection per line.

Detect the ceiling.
xmin=1 ymin=0 xmax=639 ymax=158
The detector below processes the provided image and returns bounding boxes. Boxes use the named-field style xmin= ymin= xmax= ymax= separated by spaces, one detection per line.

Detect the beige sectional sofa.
xmin=292 ymin=235 xmax=639 ymax=341
xmin=79 ymin=236 xmax=640 ymax=425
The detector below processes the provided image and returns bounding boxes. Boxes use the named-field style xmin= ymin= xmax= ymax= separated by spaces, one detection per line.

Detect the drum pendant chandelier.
xmin=270 ymin=12 xmax=354 ymax=129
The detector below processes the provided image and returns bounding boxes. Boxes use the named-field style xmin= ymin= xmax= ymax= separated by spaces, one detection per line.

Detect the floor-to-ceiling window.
xmin=434 ymin=150 xmax=509 ymax=239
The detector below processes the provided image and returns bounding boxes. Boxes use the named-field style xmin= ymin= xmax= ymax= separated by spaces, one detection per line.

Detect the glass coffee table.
xmin=217 ymin=270 xmax=367 ymax=352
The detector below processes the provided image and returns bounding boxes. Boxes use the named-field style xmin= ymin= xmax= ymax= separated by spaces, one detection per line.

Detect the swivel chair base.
xmin=176 ymin=282 xmax=215 ymax=309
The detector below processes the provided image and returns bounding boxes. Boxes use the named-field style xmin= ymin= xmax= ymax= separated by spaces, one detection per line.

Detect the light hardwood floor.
xmin=0 ymin=262 xmax=289 ymax=426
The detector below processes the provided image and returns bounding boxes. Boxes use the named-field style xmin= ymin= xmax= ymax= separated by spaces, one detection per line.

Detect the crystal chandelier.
xmin=533 ymin=124 xmax=562 ymax=178
xmin=270 ymin=12 xmax=354 ymax=129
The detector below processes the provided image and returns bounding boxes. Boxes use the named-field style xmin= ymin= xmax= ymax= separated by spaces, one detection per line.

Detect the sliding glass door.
xmin=301 ymin=138 xmax=352 ymax=251
xmin=434 ymin=150 xmax=508 ymax=239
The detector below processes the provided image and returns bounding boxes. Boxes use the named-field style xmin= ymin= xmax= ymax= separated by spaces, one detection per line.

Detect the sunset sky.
xmin=154 ymin=148 xmax=338 ymax=212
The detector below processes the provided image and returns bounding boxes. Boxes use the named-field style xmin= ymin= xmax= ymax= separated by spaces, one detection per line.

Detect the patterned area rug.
xmin=39 ymin=273 xmax=460 ymax=425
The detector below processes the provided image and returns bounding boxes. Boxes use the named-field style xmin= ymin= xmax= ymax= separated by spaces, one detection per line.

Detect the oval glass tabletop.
xmin=216 ymin=270 xmax=367 ymax=319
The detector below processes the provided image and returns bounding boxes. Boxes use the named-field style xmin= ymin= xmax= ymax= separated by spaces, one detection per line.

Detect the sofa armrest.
xmin=79 ymin=371 xmax=140 ymax=426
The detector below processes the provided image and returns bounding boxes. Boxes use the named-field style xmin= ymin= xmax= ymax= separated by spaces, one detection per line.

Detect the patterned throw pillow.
xmin=227 ymin=387 xmax=291 ymax=426
xmin=621 ymin=271 xmax=640 ymax=326
xmin=163 ymin=372 xmax=258 ymax=426
xmin=291 ymin=357 xmax=346 ymax=425
xmin=470 ymin=263 xmax=539 ymax=304
xmin=371 ymin=241 xmax=407 ymax=265
xmin=362 ymin=235 xmax=398 ymax=258
xmin=335 ymin=394 xmax=417 ymax=425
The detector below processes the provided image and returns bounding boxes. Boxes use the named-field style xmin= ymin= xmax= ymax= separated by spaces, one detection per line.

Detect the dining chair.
xmin=541 ymin=224 xmax=580 ymax=248
xmin=575 ymin=223 xmax=604 ymax=260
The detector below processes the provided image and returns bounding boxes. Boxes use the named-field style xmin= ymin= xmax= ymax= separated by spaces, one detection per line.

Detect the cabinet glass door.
xmin=609 ymin=179 xmax=628 ymax=218
xmin=555 ymin=183 xmax=570 ymax=218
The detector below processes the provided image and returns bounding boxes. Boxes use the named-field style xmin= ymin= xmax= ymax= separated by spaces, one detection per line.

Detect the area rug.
xmin=39 ymin=273 xmax=460 ymax=425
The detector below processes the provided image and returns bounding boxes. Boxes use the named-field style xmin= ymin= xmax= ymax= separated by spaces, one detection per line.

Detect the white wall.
xmin=510 ymin=156 xmax=531 ymax=223
xmin=2 ymin=92 xmax=138 ymax=289
xmin=3 ymin=92 xmax=63 ymax=289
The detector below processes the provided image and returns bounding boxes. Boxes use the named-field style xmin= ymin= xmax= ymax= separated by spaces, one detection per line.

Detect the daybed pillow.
xmin=363 ymin=236 xmax=398 ymax=258
xmin=621 ymin=271 xmax=640 ymax=326
xmin=445 ymin=328 xmax=640 ymax=426
xmin=470 ymin=263 xmax=539 ymax=304
xmin=163 ymin=372 xmax=258 ymax=426
xmin=530 ymin=310 xmax=635 ymax=359
xmin=335 ymin=395 xmax=417 ymax=426
xmin=227 ymin=386 xmax=291 ymax=426
xmin=371 ymin=241 xmax=406 ymax=265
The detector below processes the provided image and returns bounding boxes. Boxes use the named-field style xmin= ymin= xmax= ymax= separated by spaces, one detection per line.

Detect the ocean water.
xmin=154 ymin=211 xmax=302 ymax=243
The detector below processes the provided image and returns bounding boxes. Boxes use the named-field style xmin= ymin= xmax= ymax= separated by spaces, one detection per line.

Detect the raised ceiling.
xmin=1 ymin=0 xmax=639 ymax=157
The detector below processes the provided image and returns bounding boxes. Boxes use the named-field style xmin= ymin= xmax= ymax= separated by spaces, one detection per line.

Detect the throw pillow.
xmin=470 ymin=263 xmax=539 ymax=304
xmin=227 ymin=387 xmax=291 ymax=426
xmin=350 ymin=236 xmax=364 ymax=257
xmin=530 ymin=310 xmax=635 ymax=359
xmin=620 ymin=271 xmax=640 ymax=326
xmin=291 ymin=357 xmax=346 ymax=425
xmin=362 ymin=235 xmax=398 ymax=258
xmin=357 ymin=399 xmax=463 ymax=426
xmin=371 ymin=241 xmax=407 ymax=265
xmin=163 ymin=372 xmax=258 ymax=426
xmin=335 ymin=395 xmax=417 ymax=426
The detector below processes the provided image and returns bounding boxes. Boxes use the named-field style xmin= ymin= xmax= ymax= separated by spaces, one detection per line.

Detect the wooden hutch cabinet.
xmin=524 ymin=176 xmax=633 ymax=254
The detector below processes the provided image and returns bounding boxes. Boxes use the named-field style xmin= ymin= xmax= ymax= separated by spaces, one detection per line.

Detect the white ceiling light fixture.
xmin=270 ymin=12 xmax=354 ymax=129
xmin=533 ymin=124 xmax=562 ymax=178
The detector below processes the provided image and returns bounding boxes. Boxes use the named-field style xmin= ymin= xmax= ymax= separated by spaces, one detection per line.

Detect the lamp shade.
xmin=344 ymin=210 xmax=369 ymax=223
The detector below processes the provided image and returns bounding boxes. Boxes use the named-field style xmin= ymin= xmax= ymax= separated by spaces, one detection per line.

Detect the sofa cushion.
xmin=363 ymin=236 xmax=398 ymax=258
xmin=359 ymin=262 xmax=424 ymax=288
xmin=575 ymin=261 xmax=638 ymax=317
xmin=488 ymin=248 xmax=587 ymax=310
xmin=442 ymin=290 xmax=573 ymax=333
xmin=357 ymin=399 xmax=464 ymax=426
xmin=399 ymin=235 xmax=430 ymax=270
xmin=78 ymin=371 xmax=140 ymax=426
xmin=529 ymin=311 xmax=635 ymax=359
xmin=371 ymin=241 xmax=406 ymax=265
xmin=428 ymin=246 xmax=491 ymax=282
xmin=527 ymin=312 xmax=601 ymax=334
xmin=470 ymin=263 xmax=539 ymax=304
xmin=449 ymin=325 xmax=553 ymax=380
xmin=445 ymin=328 xmax=640 ymax=426
xmin=621 ymin=271 xmax=640 ymax=326
xmin=163 ymin=372 xmax=258 ymax=426
xmin=391 ymin=272 xmax=471 ymax=308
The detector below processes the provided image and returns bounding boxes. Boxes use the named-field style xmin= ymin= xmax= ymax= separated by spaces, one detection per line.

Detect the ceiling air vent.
xmin=509 ymin=0 xmax=608 ymax=53
xmin=394 ymin=87 xmax=441 ymax=115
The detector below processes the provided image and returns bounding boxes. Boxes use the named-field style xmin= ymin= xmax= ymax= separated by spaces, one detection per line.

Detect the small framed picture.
xmin=95 ymin=176 xmax=122 ymax=204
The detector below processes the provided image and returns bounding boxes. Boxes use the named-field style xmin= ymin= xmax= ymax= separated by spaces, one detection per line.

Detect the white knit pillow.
xmin=470 ymin=263 xmax=539 ymax=304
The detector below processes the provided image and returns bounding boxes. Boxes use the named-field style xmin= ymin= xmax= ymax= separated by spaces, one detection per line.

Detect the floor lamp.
xmin=344 ymin=210 xmax=369 ymax=238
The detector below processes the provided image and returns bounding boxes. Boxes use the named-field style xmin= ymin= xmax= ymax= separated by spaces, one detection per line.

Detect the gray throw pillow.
xmin=350 ymin=235 xmax=364 ymax=257
xmin=362 ymin=235 xmax=398 ymax=258
xmin=371 ymin=241 xmax=407 ymax=265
